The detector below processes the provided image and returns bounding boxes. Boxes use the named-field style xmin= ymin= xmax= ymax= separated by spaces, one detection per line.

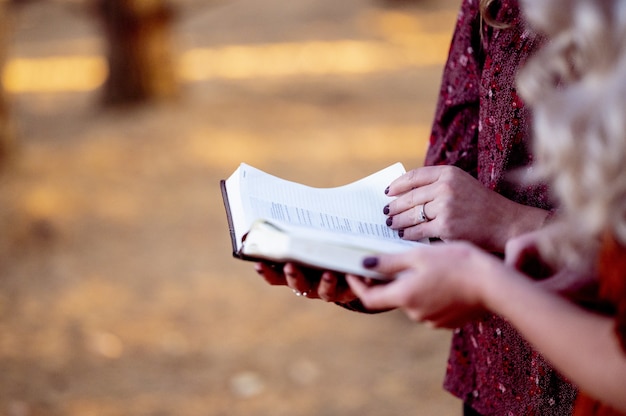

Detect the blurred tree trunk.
xmin=0 ymin=3 xmax=16 ymax=168
xmin=95 ymin=0 xmax=179 ymax=106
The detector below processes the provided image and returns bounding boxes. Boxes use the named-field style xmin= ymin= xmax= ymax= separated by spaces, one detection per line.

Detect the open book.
xmin=220 ymin=163 xmax=424 ymax=279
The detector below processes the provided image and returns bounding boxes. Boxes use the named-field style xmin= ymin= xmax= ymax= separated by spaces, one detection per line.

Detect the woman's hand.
xmin=384 ymin=165 xmax=550 ymax=252
xmin=505 ymin=223 xmax=600 ymax=303
xmin=254 ymin=262 xmax=358 ymax=303
xmin=504 ymin=223 xmax=563 ymax=280
xmin=346 ymin=242 xmax=503 ymax=328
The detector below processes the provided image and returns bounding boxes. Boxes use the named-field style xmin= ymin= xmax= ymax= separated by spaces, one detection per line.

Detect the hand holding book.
xmin=220 ymin=163 xmax=427 ymax=280
xmin=255 ymin=261 xmax=361 ymax=304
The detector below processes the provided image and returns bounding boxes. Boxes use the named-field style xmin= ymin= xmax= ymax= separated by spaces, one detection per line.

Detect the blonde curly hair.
xmin=517 ymin=0 xmax=626 ymax=253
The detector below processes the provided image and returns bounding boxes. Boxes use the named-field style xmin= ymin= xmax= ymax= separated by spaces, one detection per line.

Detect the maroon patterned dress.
xmin=425 ymin=0 xmax=577 ymax=414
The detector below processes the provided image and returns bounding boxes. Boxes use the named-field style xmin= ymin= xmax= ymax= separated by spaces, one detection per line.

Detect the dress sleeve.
xmin=424 ymin=0 xmax=481 ymax=177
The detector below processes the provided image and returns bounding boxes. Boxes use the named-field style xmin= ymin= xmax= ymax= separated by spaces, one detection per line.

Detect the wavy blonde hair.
xmin=517 ymin=0 xmax=626 ymax=259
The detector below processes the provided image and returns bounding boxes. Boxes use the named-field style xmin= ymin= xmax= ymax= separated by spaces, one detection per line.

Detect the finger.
xmin=427 ymin=306 xmax=487 ymax=329
xmin=387 ymin=187 xmax=436 ymax=218
xmin=504 ymin=237 xmax=529 ymax=267
xmin=346 ymin=275 xmax=399 ymax=311
xmin=318 ymin=271 xmax=340 ymax=302
xmin=332 ymin=273 xmax=360 ymax=303
xmin=387 ymin=200 xmax=438 ymax=230
xmin=415 ymin=304 xmax=458 ymax=327
xmin=255 ymin=262 xmax=287 ymax=286
xmin=504 ymin=237 xmax=554 ymax=279
xmin=345 ymin=274 xmax=368 ymax=296
xmin=362 ymin=247 xmax=431 ymax=278
xmin=284 ymin=262 xmax=316 ymax=297
xmin=399 ymin=220 xmax=439 ymax=242
xmin=386 ymin=166 xmax=443 ymax=196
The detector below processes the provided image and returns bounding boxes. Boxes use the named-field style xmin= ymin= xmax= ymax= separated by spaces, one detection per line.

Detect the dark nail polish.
xmin=383 ymin=204 xmax=390 ymax=215
xmin=384 ymin=186 xmax=390 ymax=195
xmin=363 ymin=257 xmax=379 ymax=268
xmin=386 ymin=217 xmax=393 ymax=227
xmin=398 ymin=229 xmax=404 ymax=238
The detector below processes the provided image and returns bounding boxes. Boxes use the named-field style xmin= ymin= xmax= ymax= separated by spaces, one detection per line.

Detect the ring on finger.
xmin=418 ymin=202 xmax=432 ymax=223
xmin=293 ymin=289 xmax=308 ymax=297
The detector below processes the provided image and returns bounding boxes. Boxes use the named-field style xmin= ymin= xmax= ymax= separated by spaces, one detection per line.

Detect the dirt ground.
xmin=0 ymin=0 xmax=465 ymax=415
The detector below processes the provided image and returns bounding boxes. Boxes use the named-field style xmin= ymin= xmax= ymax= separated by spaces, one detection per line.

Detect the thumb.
xmin=345 ymin=274 xmax=402 ymax=312
xmin=362 ymin=248 xmax=424 ymax=277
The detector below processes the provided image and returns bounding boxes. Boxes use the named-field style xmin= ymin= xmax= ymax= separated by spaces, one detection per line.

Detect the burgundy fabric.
xmin=425 ymin=1 xmax=577 ymax=414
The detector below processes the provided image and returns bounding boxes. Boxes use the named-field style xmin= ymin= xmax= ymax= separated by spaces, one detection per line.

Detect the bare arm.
xmin=347 ymin=243 xmax=626 ymax=411
xmin=482 ymin=269 xmax=626 ymax=412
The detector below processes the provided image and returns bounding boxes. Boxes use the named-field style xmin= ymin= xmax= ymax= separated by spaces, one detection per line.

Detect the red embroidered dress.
xmin=425 ymin=1 xmax=577 ymax=414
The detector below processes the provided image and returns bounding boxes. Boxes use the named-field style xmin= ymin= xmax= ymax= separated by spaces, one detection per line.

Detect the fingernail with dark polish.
xmin=384 ymin=186 xmax=390 ymax=195
xmin=363 ymin=257 xmax=379 ymax=268
xmin=398 ymin=229 xmax=404 ymax=238
xmin=386 ymin=217 xmax=393 ymax=227
xmin=383 ymin=204 xmax=390 ymax=215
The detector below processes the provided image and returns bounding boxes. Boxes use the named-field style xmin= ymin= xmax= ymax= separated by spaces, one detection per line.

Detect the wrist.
xmin=501 ymin=204 xmax=552 ymax=248
xmin=478 ymin=261 xmax=515 ymax=318
xmin=473 ymin=253 xmax=504 ymax=311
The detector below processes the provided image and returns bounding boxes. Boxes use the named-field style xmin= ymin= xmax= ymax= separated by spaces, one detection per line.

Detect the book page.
xmin=238 ymin=163 xmax=405 ymax=242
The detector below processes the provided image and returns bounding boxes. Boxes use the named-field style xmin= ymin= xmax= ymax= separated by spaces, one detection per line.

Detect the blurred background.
xmin=0 ymin=0 xmax=463 ymax=414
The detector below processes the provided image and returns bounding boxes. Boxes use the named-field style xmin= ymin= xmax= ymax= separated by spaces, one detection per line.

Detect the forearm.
xmin=492 ymin=199 xmax=551 ymax=252
xmin=482 ymin=271 xmax=626 ymax=411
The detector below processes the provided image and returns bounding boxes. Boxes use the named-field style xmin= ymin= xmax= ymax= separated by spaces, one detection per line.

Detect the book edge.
xmin=242 ymin=219 xmax=411 ymax=279
xmin=220 ymin=179 xmax=242 ymax=259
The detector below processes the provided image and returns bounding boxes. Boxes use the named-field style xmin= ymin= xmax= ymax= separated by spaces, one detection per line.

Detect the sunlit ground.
xmin=0 ymin=3 xmax=463 ymax=416
xmin=3 ymin=10 xmax=452 ymax=92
